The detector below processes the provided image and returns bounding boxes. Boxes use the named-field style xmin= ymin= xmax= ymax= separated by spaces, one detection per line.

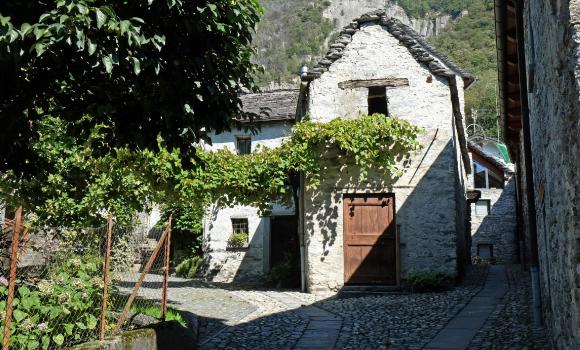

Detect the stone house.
xmin=203 ymin=11 xmax=475 ymax=293
xmin=202 ymin=90 xmax=298 ymax=284
xmin=495 ymin=0 xmax=580 ymax=348
xmin=298 ymin=10 xmax=474 ymax=293
xmin=467 ymin=140 xmax=516 ymax=264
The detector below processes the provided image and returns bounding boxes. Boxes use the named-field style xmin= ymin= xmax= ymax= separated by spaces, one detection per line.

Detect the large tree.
xmin=0 ymin=0 xmax=262 ymax=177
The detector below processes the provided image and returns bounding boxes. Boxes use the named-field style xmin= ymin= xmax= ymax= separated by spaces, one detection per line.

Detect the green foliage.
xmin=397 ymin=0 xmax=469 ymax=18
xmin=175 ymin=256 xmax=204 ymax=279
xmin=252 ymin=0 xmax=500 ymax=138
xmin=1 ymin=116 xmax=166 ymax=227
xmin=186 ymin=114 xmax=422 ymax=212
xmin=285 ymin=114 xmax=423 ymax=184
xmin=2 ymin=114 xmax=421 ymax=234
xmin=430 ymin=0 xmax=500 ymax=138
xmin=227 ymin=232 xmax=249 ymax=248
xmin=0 ymin=0 xmax=263 ymax=178
xmin=0 ymin=255 xmax=106 ymax=349
xmin=130 ymin=304 xmax=185 ymax=327
xmin=402 ymin=271 xmax=452 ymax=293
xmin=252 ymin=0 xmax=334 ymax=85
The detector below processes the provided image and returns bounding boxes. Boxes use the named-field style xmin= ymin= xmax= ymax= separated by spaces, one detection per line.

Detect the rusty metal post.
xmin=112 ymin=224 xmax=170 ymax=334
xmin=17 ymin=228 xmax=29 ymax=261
xmin=2 ymin=207 xmax=23 ymax=350
xmin=99 ymin=215 xmax=114 ymax=341
xmin=161 ymin=216 xmax=172 ymax=321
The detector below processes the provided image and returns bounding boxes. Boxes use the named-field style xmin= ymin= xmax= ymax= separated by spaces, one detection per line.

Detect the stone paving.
xmin=115 ymin=274 xmax=257 ymax=338
xmin=467 ymin=265 xmax=550 ymax=350
xmin=424 ymin=265 xmax=508 ymax=349
xmin=118 ymin=265 xmax=551 ymax=349
xmin=319 ymin=266 xmax=489 ymax=350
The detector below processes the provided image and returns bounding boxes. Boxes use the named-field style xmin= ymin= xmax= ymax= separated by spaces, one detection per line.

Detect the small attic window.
xmin=236 ymin=136 xmax=252 ymax=155
xmin=368 ymin=86 xmax=389 ymax=116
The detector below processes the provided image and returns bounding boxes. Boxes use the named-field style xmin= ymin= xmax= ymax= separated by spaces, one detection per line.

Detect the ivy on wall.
xmin=171 ymin=114 xmax=422 ymax=217
xmin=1 ymin=114 xmax=422 ymax=233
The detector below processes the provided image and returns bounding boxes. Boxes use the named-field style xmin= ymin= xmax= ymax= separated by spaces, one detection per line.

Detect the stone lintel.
xmin=338 ymin=78 xmax=410 ymax=89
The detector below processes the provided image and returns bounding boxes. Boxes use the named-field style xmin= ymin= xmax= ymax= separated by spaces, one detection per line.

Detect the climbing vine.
xmin=159 ymin=114 xmax=422 ymax=238
xmin=1 ymin=114 xmax=422 ymax=231
xmin=182 ymin=114 xmax=423 ymax=209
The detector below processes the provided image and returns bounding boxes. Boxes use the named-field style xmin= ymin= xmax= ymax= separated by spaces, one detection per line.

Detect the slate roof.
xmin=302 ymin=9 xmax=476 ymax=88
xmin=468 ymin=140 xmax=514 ymax=175
xmin=238 ymin=89 xmax=299 ymax=123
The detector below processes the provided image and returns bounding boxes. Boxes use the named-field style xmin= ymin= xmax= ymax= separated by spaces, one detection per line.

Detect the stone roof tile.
xmin=237 ymin=89 xmax=299 ymax=123
xmin=302 ymin=9 xmax=476 ymax=88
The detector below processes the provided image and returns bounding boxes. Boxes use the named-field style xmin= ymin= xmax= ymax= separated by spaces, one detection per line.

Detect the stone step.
xmin=338 ymin=285 xmax=404 ymax=297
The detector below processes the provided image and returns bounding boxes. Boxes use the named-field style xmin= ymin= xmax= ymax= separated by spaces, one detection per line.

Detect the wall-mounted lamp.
xmin=300 ymin=64 xmax=308 ymax=77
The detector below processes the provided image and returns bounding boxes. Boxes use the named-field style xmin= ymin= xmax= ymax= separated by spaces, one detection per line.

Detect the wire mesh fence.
xmin=0 ymin=209 xmax=173 ymax=350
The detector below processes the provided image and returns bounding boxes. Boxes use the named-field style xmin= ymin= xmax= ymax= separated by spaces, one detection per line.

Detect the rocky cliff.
xmin=323 ymin=0 xmax=464 ymax=37
xmin=253 ymin=0 xmax=466 ymax=86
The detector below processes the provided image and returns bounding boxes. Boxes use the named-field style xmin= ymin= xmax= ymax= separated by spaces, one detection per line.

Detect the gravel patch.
xmin=467 ymin=265 xmax=550 ymax=350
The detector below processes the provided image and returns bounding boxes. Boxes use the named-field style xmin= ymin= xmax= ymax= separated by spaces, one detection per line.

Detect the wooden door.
xmin=343 ymin=193 xmax=397 ymax=285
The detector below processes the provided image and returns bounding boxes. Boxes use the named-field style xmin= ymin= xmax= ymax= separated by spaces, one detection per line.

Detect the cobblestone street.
xmin=119 ymin=265 xmax=550 ymax=349
xmin=467 ymin=266 xmax=549 ymax=350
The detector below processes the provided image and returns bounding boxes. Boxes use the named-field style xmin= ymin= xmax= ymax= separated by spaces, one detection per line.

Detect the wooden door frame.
xmin=342 ymin=193 xmax=401 ymax=287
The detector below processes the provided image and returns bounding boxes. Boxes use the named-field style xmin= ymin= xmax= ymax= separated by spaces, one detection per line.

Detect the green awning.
xmin=497 ymin=143 xmax=511 ymax=163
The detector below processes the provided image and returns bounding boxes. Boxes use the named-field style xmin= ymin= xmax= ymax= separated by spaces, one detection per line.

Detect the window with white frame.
xmin=236 ymin=136 xmax=252 ymax=155
xmin=472 ymin=160 xmax=504 ymax=189
xmin=228 ymin=218 xmax=249 ymax=248
xmin=472 ymin=199 xmax=491 ymax=216
xmin=231 ymin=218 xmax=249 ymax=235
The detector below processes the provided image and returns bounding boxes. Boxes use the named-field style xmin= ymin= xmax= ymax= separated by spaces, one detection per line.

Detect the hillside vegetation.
xmin=253 ymin=0 xmax=499 ymax=137
xmin=252 ymin=0 xmax=335 ymax=85
xmin=397 ymin=0 xmax=469 ymax=17
xmin=431 ymin=0 xmax=499 ymax=138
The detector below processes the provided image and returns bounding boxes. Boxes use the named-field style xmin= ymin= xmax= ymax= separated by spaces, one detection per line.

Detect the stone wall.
xmin=203 ymin=205 xmax=270 ymax=283
xmin=305 ymin=22 xmax=467 ymax=293
xmin=303 ymin=138 xmax=461 ymax=293
xmin=71 ymin=321 xmax=196 ymax=350
xmin=203 ymin=124 xmax=294 ymax=283
xmin=469 ymin=178 xmax=517 ymax=264
xmin=205 ymin=123 xmax=293 ymax=152
xmin=308 ymin=24 xmax=465 ymax=129
xmin=522 ymin=1 xmax=580 ymax=347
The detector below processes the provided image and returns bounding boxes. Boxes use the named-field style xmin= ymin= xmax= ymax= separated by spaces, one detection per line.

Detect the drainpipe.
xmin=298 ymin=173 xmax=306 ymax=293
xmin=515 ymin=0 xmax=543 ymax=326
xmin=295 ymin=79 xmax=310 ymax=293
xmin=514 ymin=160 xmax=526 ymax=266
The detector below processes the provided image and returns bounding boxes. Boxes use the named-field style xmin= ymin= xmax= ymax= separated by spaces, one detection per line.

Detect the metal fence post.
xmin=2 ymin=207 xmax=23 ymax=350
xmin=17 ymin=228 xmax=29 ymax=261
xmin=161 ymin=216 xmax=172 ymax=321
xmin=99 ymin=215 xmax=114 ymax=341
xmin=112 ymin=224 xmax=171 ymax=335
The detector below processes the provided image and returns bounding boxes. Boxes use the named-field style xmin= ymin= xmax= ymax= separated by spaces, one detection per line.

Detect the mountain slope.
xmin=430 ymin=0 xmax=498 ymax=138
xmin=252 ymin=0 xmax=335 ymax=86
xmin=252 ymin=0 xmax=498 ymax=136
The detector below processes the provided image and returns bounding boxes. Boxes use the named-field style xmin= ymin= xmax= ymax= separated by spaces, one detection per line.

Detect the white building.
xmin=202 ymin=90 xmax=299 ymax=285
xmin=203 ymin=10 xmax=476 ymax=293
